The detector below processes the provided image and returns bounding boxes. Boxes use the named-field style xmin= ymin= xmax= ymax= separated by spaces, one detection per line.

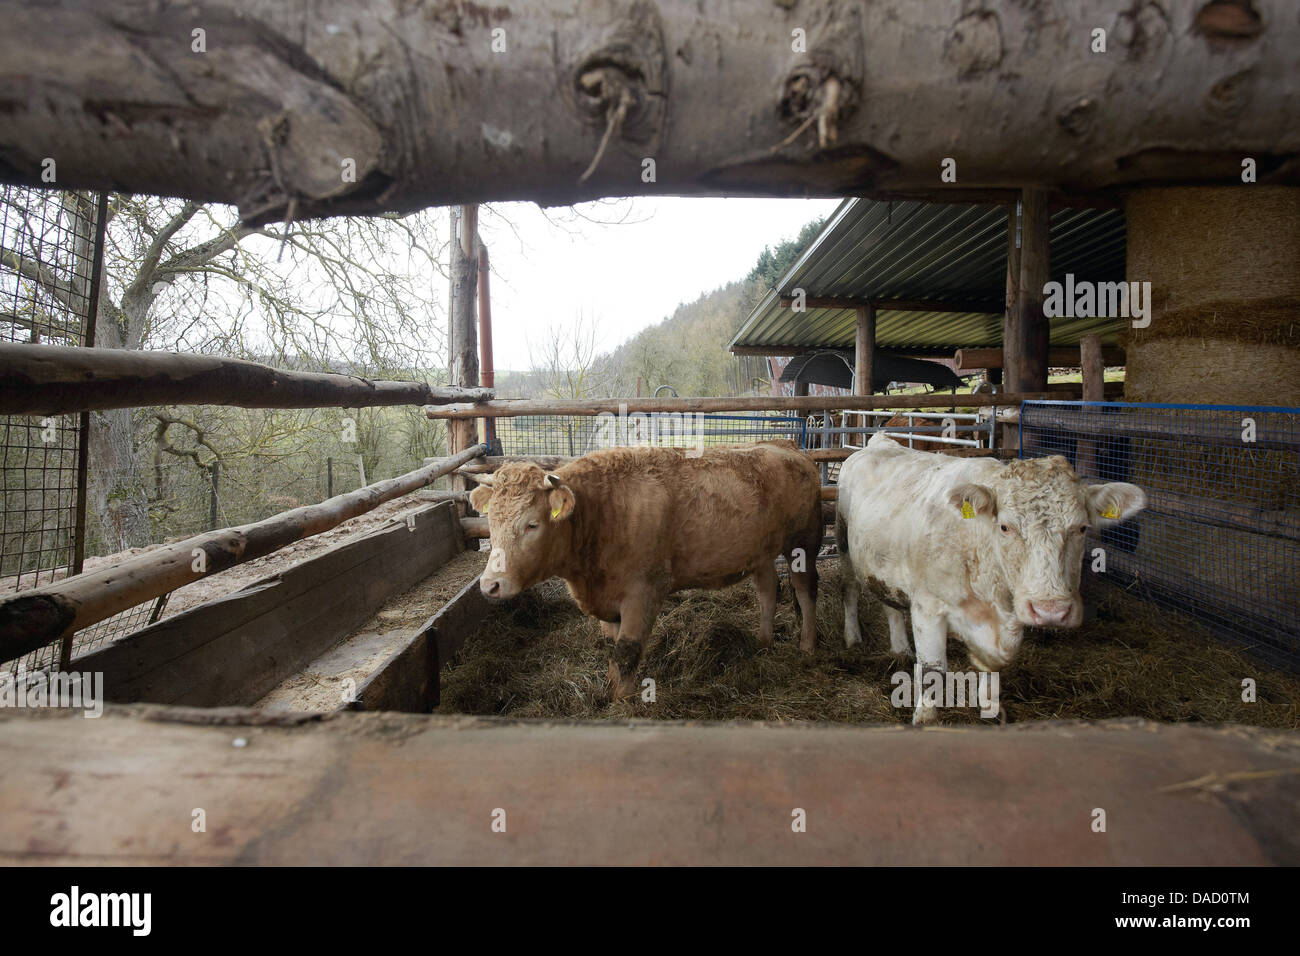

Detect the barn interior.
xmin=0 ymin=1 xmax=1298 ymax=865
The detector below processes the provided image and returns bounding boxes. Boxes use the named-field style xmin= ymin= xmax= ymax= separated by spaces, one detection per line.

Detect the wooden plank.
xmin=0 ymin=342 xmax=492 ymax=415
xmin=351 ymin=572 xmax=490 ymax=712
xmin=73 ymin=502 xmax=463 ymax=707
xmin=0 ymin=708 xmax=1296 ymax=865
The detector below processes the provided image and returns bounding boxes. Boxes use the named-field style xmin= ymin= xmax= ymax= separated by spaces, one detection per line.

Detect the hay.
xmin=437 ymin=560 xmax=1300 ymax=727
xmin=1124 ymin=185 xmax=1300 ymax=405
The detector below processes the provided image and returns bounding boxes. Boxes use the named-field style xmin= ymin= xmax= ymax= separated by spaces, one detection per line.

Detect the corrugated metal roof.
xmin=730 ymin=198 xmax=1126 ymax=353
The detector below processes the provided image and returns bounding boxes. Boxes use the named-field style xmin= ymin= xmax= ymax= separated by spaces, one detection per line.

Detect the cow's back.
xmin=838 ymin=435 xmax=997 ymax=601
xmin=561 ymin=442 xmax=820 ymax=594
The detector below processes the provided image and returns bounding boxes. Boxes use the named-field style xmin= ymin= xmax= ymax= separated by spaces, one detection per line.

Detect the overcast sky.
xmin=475 ymin=196 xmax=842 ymax=371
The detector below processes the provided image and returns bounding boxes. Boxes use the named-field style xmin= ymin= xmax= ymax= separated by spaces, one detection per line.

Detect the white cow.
xmin=836 ymin=433 xmax=1147 ymax=723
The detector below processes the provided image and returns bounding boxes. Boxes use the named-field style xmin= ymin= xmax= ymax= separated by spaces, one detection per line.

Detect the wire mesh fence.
xmin=494 ymin=412 xmax=808 ymax=456
xmin=1 ymin=186 xmax=102 ymax=674
xmin=1020 ymin=400 xmax=1300 ymax=670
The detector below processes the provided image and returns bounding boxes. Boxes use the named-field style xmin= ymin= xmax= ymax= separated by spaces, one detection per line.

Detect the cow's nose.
xmin=1029 ymin=599 xmax=1073 ymax=625
xmin=482 ymin=578 xmax=501 ymax=598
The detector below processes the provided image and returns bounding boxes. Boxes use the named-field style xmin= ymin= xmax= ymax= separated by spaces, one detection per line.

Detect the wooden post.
xmin=1075 ymin=332 xmax=1105 ymax=478
xmin=327 ymin=458 xmax=333 ymax=498
xmin=477 ymin=243 xmax=496 ymax=455
xmin=1017 ymin=186 xmax=1050 ymax=393
xmin=1002 ymin=197 xmax=1023 ymax=405
xmin=855 ymin=303 xmax=875 ymax=395
xmin=1080 ymin=334 xmax=1105 ymax=402
xmin=448 ymin=205 xmax=480 ymax=507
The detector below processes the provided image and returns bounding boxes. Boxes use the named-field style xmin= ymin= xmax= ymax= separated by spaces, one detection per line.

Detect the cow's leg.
xmin=841 ymin=572 xmax=862 ymax=648
xmin=608 ymin=592 xmax=661 ymax=701
xmin=837 ymin=513 xmax=862 ymax=647
xmin=754 ymin=560 xmax=778 ymax=647
xmin=910 ymin=606 xmax=947 ymax=726
xmin=885 ymin=606 xmax=912 ymax=658
xmin=599 ymin=620 xmax=618 ymax=641
xmin=790 ymin=561 xmax=818 ymax=654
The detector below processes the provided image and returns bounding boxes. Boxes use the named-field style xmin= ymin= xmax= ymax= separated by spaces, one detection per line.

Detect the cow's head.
xmin=949 ymin=456 xmax=1145 ymax=637
xmin=469 ymin=463 xmax=576 ymax=601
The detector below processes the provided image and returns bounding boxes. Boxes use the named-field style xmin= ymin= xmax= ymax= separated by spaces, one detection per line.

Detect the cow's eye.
xmin=526 ymin=522 xmax=539 ymax=531
xmin=1078 ymin=525 xmax=1090 ymax=535
xmin=999 ymin=524 xmax=1011 ymax=534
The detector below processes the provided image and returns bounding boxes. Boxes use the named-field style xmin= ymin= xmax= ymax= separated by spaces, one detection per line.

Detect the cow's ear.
xmin=948 ymin=483 xmax=997 ymax=519
xmin=1086 ymin=482 xmax=1146 ymax=525
xmin=546 ymin=475 xmax=575 ymax=522
xmin=469 ymin=484 xmax=493 ymax=513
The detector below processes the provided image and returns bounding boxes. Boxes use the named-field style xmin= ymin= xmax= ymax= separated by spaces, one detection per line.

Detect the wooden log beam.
xmin=460 ymin=516 xmax=490 ymax=540
xmin=955 ymin=345 xmax=1126 ymax=370
xmin=1 ymin=2 xmax=1296 ymax=222
xmin=0 ymin=443 xmax=486 ymax=663
xmin=0 ymin=343 xmax=491 ymax=415
xmin=427 ymin=392 xmax=1065 ymax=420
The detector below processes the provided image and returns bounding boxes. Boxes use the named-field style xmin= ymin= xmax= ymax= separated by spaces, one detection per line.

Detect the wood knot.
xmin=1195 ymin=0 xmax=1263 ymax=50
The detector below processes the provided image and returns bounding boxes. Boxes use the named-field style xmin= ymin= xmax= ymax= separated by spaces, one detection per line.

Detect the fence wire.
xmin=494 ymin=412 xmax=808 ymax=457
xmin=1 ymin=187 xmax=102 ymax=674
xmin=1020 ymin=400 xmax=1300 ymax=670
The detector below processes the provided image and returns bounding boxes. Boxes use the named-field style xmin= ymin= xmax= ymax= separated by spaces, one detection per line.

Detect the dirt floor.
xmin=438 ymin=559 xmax=1300 ymax=728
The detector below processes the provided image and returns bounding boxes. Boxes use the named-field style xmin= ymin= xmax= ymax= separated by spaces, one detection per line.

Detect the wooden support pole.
xmin=1080 ymin=334 xmax=1106 ymax=402
xmin=428 ymin=392 xmax=1066 ymax=420
xmin=477 ymin=243 xmax=496 ymax=454
xmin=1075 ymin=333 xmax=1106 ymax=477
xmin=855 ymin=304 xmax=875 ymax=395
xmin=0 ymin=443 xmax=486 ymax=663
xmin=448 ymin=205 xmax=480 ymax=506
xmin=1016 ymin=186 xmax=1051 ymax=393
xmin=1001 ymin=198 xmax=1023 ymax=452
xmin=0 ymin=343 xmax=491 ymax=415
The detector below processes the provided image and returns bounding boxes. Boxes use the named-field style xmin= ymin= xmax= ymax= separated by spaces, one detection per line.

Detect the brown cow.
xmin=469 ymin=441 xmax=823 ymax=698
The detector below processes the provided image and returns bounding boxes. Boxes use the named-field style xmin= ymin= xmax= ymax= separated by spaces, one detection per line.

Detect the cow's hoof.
xmin=912 ymin=707 xmax=939 ymax=726
xmin=606 ymin=663 xmax=640 ymax=701
xmin=799 ymin=639 xmax=816 ymax=655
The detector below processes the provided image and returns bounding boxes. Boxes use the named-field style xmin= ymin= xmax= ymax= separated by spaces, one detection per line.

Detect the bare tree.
xmin=2 ymin=190 xmax=448 ymax=551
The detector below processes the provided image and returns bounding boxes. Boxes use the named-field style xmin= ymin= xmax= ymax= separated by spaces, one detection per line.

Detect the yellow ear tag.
xmin=481 ymin=502 xmax=488 ymax=513
xmin=1102 ymin=504 xmax=1120 ymax=520
xmin=551 ymin=507 xmax=561 ymax=519
xmin=960 ymin=499 xmax=975 ymax=519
